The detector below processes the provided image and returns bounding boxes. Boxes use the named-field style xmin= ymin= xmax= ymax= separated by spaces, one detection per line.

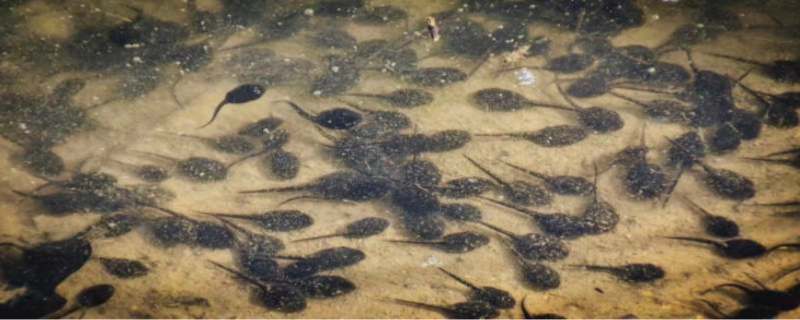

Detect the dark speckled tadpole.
xmin=277 ymin=247 xmax=366 ymax=279
xmin=502 ymin=161 xmax=594 ymax=196
xmin=198 ymin=84 xmax=265 ymax=128
xmin=200 ymin=210 xmax=313 ymax=232
xmin=386 ymin=231 xmax=490 ymax=253
xmin=97 ymin=257 xmax=149 ymax=279
xmin=704 ymin=281 xmax=799 ymax=311
xmin=475 ymin=125 xmax=588 ymax=148
xmin=572 ymin=263 xmax=665 ymax=283
xmin=346 ymin=89 xmax=434 ymax=108
xmin=393 ymin=299 xmax=499 ymax=319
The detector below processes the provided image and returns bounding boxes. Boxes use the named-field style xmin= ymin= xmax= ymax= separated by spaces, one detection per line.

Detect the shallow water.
xmin=1 ymin=0 xmax=799 ymax=318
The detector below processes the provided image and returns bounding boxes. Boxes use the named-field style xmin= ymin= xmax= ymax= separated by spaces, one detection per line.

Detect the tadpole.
xmin=237 ymin=116 xmax=284 ymax=138
xmin=609 ymin=91 xmax=693 ymax=124
xmin=572 ymin=263 xmax=665 ymax=283
xmin=464 ymin=156 xmax=552 ymax=206
xmin=502 ymin=160 xmax=594 ymax=196
xmin=392 ymin=299 xmax=499 ymax=319
xmin=475 ymin=125 xmax=589 ymax=147
xmin=209 ymin=261 xmax=306 ymax=312
xmin=198 ymin=84 xmax=265 ymax=128
xmin=291 ymin=274 xmax=357 ymax=299
xmin=96 ymin=257 xmax=149 ymax=279
xmin=293 ymin=217 xmax=389 ymax=242
xmin=438 ymin=267 xmax=515 ymax=309
xmin=386 ymin=231 xmax=490 ymax=253
xmin=666 ymin=137 xmax=755 ymax=200
xmin=239 ymin=171 xmax=391 ymax=203
xmin=476 ymin=221 xmax=569 ymax=261
xmin=52 ymin=284 xmax=115 ymax=318
xmin=277 ymin=100 xmax=362 ymax=130
xmin=704 ymin=281 xmax=799 ymax=311
xmin=665 ymin=236 xmax=800 ymax=259
xmin=435 ymin=177 xmax=496 ymax=199
xmin=703 ymin=52 xmax=800 ymax=84
xmin=106 ymin=159 xmax=169 ymax=183
xmin=200 ymin=210 xmax=313 ymax=232
xmin=277 ymin=247 xmax=366 ymax=279
xmin=554 ymin=82 xmax=625 ymax=133
xmin=346 ymin=89 xmax=434 ymax=108
xmin=681 ymin=196 xmax=739 ymax=238
xmin=439 ymin=203 xmax=483 ymax=222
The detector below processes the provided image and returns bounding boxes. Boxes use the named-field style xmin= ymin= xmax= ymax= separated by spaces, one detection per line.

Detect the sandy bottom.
xmin=1 ymin=0 xmax=799 ymax=318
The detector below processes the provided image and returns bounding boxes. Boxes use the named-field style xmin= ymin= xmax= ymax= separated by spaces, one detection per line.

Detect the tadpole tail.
xmin=742 ymin=157 xmax=795 ymax=167
xmin=772 ymin=263 xmax=800 ymax=281
xmin=661 ymin=167 xmax=686 ymax=208
xmin=392 ymin=298 xmax=448 ymax=314
xmin=437 ymin=267 xmax=480 ymax=291
xmin=554 ymin=81 xmax=581 ymax=110
xmin=608 ymin=91 xmax=648 ymax=108
xmin=276 ymin=195 xmax=327 ymax=207
xmin=742 ymin=200 xmax=800 ymax=207
xmin=48 ymin=305 xmax=81 ymax=319
xmin=384 ymin=239 xmax=434 ymax=246
xmin=614 ymin=84 xmax=679 ymax=96
xmin=291 ymin=233 xmax=340 ymax=243
xmin=463 ymin=155 xmax=509 ymax=187
xmin=198 ymin=101 xmax=227 ymax=129
xmin=501 ymin=160 xmax=546 ymax=180
xmin=239 ymin=185 xmax=306 ymax=194
xmin=708 ymin=283 xmax=753 ymax=294
xmin=767 ymin=243 xmax=800 ymax=253
xmin=11 ymin=189 xmax=39 ymax=199
xmin=664 ymin=236 xmax=722 ymax=249
xmin=473 ymin=132 xmax=515 ymax=138
xmin=520 ymin=295 xmax=533 ymax=319
xmin=572 ymin=264 xmax=617 ymax=275
xmin=700 ymin=52 xmax=764 ymax=67
xmin=477 ymin=195 xmax=541 ymax=219
xmin=695 ymin=299 xmax=726 ymax=319
xmin=276 ymin=100 xmax=316 ymax=123
xmin=345 ymin=93 xmax=382 ymax=99
xmin=225 ymin=150 xmax=266 ymax=169
xmin=680 ymin=196 xmax=713 ymax=218
xmin=764 ymin=147 xmax=800 ymax=157
xmin=208 ymin=260 xmax=261 ymax=287
xmin=145 ymin=205 xmax=190 ymax=220
xmin=474 ymin=221 xmax=515 ymax=239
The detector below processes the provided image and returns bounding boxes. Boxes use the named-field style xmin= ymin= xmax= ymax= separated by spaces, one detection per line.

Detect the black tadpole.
xmin=554 ymin=82 xmax=624 ymax=134
xmin=704 ymin=281 xmax=800 ymax=311
xmin=345 ymin=89 xmax=434 ymax=108
xmin=276 ymin=100 xmax=362 ymax=130
xmin=665 ymin=236 xmax=800 ymax=259
xmin=51 ymin=284 xmax=115 ymax=318
xmin=438 ymin=267 xmax=515 ymax=309
xmin=199 ymin=210 xmax=313 ymax=232
xmin=199 ymin=84 xmax=266 ymax=128
xmin=681 ymin=196 xmax=739 ymax=238
xmin=475 ymin=221 xmax=569 ymax=261
xmin=665 ymin=137 xmax=755 ymax=201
